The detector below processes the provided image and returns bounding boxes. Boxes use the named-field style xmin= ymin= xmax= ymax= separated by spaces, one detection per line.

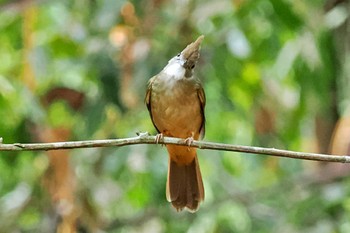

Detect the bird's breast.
xmin=150 ymin=77 xmax=202 ymax=138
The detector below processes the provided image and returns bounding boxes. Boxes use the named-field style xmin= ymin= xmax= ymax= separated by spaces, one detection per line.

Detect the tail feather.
xmin=166 ymin=155 xmax=204 ymax=212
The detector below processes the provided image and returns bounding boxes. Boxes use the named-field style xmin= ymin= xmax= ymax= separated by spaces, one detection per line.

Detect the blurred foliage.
xmin=0 ymin=0 xmax=350 ymax=232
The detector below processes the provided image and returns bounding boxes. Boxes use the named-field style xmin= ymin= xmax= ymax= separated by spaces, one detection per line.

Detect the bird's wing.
xmin=196 ymin=83 xmax=206 ymax=139
xmin=145 ymin=76 xmax=161 ymax=133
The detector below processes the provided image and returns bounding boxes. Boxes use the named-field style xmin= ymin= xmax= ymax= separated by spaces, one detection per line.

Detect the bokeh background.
xmin=1 ymin=0 xmax=350 ymax=232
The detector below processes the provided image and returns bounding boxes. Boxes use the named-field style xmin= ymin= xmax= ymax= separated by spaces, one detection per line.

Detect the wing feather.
xmin=196 ymin=83 xmax=206 ymax=138
xmin=145 ymin=77 xmax=161 ymax=133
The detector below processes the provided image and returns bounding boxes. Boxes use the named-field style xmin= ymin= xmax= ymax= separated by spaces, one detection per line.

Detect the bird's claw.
xmin=184 ymin=132 xmax=195 ymax=151
xmin=155 ymin=133 xmax=164 ymax=144
xmin=184 ymin=136 xmax=194 ymax=146
xmin=184 ymin=135 xmax=195 ymax=151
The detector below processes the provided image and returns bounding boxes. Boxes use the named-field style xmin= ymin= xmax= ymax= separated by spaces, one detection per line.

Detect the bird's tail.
xmin=166 ymin=145 xmax=204 ymax=212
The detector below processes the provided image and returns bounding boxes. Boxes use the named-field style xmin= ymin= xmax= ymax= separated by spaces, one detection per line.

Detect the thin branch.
xmin=0 ymin=133 xmax=349 ymax=163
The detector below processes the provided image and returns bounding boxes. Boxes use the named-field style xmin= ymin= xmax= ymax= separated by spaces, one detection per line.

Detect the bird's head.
xmin=163 ymin=35 xmax=204 ymax=79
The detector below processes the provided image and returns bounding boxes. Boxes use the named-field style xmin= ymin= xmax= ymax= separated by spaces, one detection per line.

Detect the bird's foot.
xmin=155 ymin=133 xmax=164 ymax=144
xmin=184 ymin=136 xmax=194 ymax=146
xmin=184 ymin=133 xmax=195 ymax=151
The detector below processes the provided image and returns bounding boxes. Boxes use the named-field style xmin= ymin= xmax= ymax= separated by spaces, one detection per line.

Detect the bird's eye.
xmin=176 ymin=53 xmax=181 ymax=57
xmin=191 ymin=64 xmax=195 ymax=69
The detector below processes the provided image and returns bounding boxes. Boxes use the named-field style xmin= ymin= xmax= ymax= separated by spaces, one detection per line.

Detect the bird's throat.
xmin=163 ymin=62 xmax=186 ymax=80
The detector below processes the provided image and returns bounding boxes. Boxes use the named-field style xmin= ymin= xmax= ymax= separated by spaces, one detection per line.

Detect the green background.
xmin=0 ymin=0 xmax=350 ymax=232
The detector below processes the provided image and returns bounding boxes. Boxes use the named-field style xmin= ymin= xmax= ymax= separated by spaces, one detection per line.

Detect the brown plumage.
xmin=145 ymin=36 xmax=205 ymax=212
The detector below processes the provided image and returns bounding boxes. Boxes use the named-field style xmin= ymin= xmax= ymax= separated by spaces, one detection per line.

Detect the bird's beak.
xmin=180 ymin=35 xmax=204 ymax=69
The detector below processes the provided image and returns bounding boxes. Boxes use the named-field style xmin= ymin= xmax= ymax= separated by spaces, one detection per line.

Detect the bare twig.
xmin=0 ymin=132 xmax=349 ymax=163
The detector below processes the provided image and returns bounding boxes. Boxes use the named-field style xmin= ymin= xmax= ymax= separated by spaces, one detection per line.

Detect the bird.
xmin=145 ymin=35 xmax=205 ymax=212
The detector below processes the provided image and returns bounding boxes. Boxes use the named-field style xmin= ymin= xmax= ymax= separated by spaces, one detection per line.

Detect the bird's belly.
xmin=151 ymin=91 xmax=202 ymax=139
